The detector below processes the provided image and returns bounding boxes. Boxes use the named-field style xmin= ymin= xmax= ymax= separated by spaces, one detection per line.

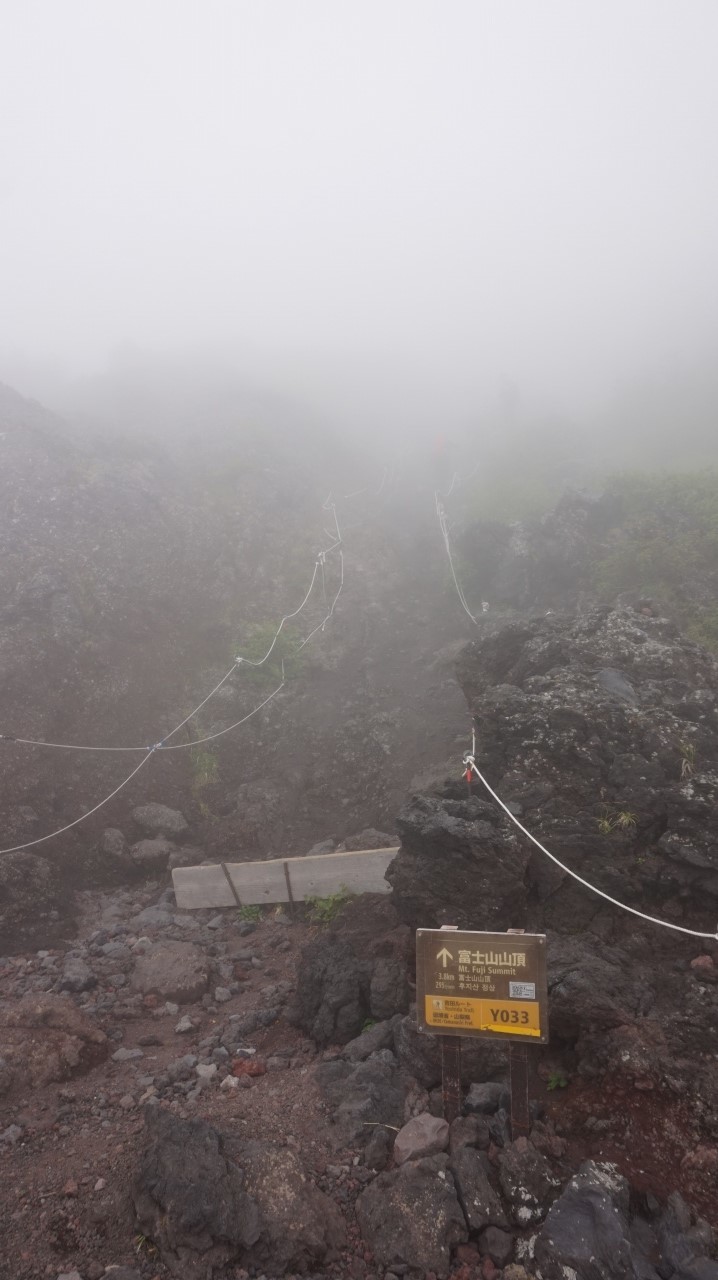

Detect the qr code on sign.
xmin=509 ymin=982 xmax=535 ymax=999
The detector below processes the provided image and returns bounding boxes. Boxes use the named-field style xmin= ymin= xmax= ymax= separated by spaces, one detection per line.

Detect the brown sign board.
xmin=416 ymin=928 xmax=549 ymax=1044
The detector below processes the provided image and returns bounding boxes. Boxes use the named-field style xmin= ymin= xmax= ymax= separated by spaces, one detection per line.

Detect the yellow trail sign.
xmin=416 ymin=928 xmax=548 ymax=1044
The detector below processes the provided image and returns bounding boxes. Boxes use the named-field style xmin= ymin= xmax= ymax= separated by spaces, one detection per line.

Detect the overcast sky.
xmin=2 ymin=1 xmax=718 ymax=432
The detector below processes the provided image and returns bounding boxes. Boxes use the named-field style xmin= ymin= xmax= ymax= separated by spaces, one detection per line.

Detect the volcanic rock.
xmin=0 ymin=994 xmax=107 ymax=1087
xmin=356 ymin=1153 xmax=468 ymax=1277
xmin=130 ymin=941 xmax=209 ymax=1004
xmin=132 ymin=803 xmax=188 ymax=837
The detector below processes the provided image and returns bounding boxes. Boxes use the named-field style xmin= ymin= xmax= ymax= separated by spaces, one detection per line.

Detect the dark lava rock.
xmin=315 ymin=1049 xmax=405 ymax=1144
xmin=387 ymin=605 xmax=718 ymax=1122
xmin=342 ymin=1018 xmax=395 ymax=1062
xmin=231 ymin=1138 xmax=345 ymax=1274
xmin=356 ymin=1153 xmax=468 ymax=1277
xmin=449 ymin=1114 xmax=492 ymax=1153
xmin=498 ymin=1137 xmax=561 ymax=1227
xmin=463 ymin=1081 xmax=509 ymax=1115
xmin=387 ymin=792 xmax=530 ymax=931
xmin=478 ymin=1225 xmax=514 ymax=1265
xmin=133 ymin=1107 xmax=345 ymax=1278
xmin=290 ymin=894 xmax=410 ymax=1044
xmin=133 ymin=1107 xmax=262 ymax=1278
xmin=0 ymin=851 xmax=71 ymax=950
xmin=534 ymin=1160 xmax=658 ymax=1279
xmin=449 ymin=1145 xmax=507 ymax=1230
xmin=290 ymin=935 xmax=366 ymax=1043
xmin=364 ymin=1125 xmax=394 ymax=1171
xmin=655 ymin=1192 xmax=718 ymax=1280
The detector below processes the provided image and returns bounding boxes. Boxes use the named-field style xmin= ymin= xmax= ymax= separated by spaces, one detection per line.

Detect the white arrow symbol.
xmin=437 ymin=947 xmax=453 ymax=968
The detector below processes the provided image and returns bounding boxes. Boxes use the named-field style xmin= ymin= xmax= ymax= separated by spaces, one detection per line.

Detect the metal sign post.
xmin=416 ymin=928 xmax=548 ymax=1135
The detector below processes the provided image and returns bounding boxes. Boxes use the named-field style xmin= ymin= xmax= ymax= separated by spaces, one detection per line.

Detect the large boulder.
xmin=231 ymin=1139 xmax=345 ymax=1273
xmin=291 ymin=935 xmax=366 ymax=1044
xmin=0 ymin=994 xmax=107 ymax=1088
xmin=130 ymin=837 xmax=177 ymax=869
xmin=387 ymin=791 xmax=530 ymax=931
xmin=534 ymin=1161 xmax=653 ymax=1280
xmin=131 ymin=941 xmax=209 ymax=1004
xmin=315 ymin=1049 xmax=406 ymax=1145
xmin=133 ymin=1108 xmax=344 ymax=1278
xmin=356 ymin=1153 xmax=468 ymax=1277
xmin=387 ymin=606 xmax=718 ymax=1128
xmin=289 ymin=894 xmax=410 ymax=1044
xmin=132 ymin=803 xmax=188 ymax=837
xmin=133 ymin=1107 xmax=262 ymax=1278
xmin=498 ymin=1137 xmax=561 ymax=1227
xmin=453 ymin=606 xmax=718 ymax=934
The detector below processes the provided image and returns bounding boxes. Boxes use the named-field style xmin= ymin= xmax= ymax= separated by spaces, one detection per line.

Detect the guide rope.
xmin=0 ymin=536 xmax=341 ymax=753
xmin=0 ymin=499 xmax=349 ymax=856
xmin=464 ymin=749 xmax=718 ymax=941
xmin=435 ymin=494 xmax=479 ymax=626
xmin=0 ymin=751 xmax=156 ymax=855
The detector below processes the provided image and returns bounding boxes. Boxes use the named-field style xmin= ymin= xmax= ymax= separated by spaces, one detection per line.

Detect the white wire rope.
xmin=0 ymin=751 xmax=155 ymax=856
xmin=0 ymin=524 xmax=345 ymax=855
xmin=0 ymin=466 xmax=364 ymax=855
xmin=0 ymin=538 xmax=340 ymax=753
xmin=468 ymin=757 xmax=718 ymax=941
xmin=435 ymin=495 xmax=479 ymax=626
xmin=158 ymin=681 xmax=285 ymax=749
xmin=297 ymin=549 xmax=345 ymax=650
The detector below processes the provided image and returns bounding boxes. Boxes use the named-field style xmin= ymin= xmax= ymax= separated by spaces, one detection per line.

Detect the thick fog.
xmin=2 ymin=1 xmax=718 ymax=451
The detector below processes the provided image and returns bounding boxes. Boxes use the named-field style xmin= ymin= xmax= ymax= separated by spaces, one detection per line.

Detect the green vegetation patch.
xmin=304 ymin=887 xmax=354 ymax=925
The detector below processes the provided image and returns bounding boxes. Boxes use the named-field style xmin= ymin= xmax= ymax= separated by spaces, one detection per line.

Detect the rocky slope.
xmin=3 ymin=387 xmax=718 ymax=1279
xmin=1 ymin=874 xmax=717 ymax=1280
xmin=0 ymin=383 xmax=467 ymax=948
